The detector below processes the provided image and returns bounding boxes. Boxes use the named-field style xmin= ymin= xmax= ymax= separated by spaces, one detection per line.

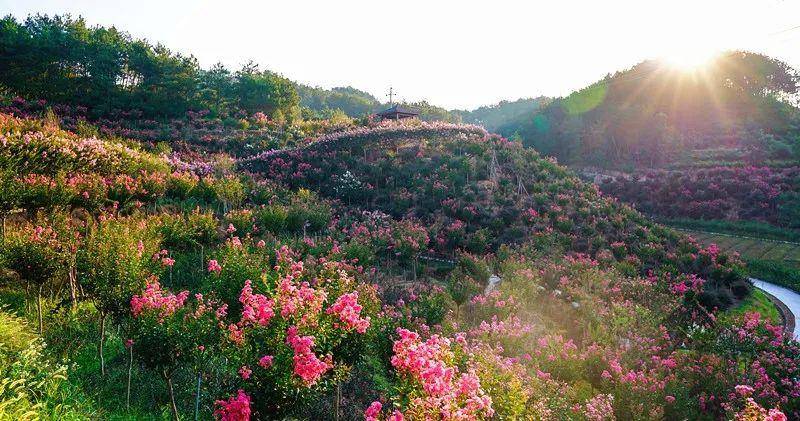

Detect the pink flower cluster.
xmin=389 ymin=328 xmax=493 ymax=419
xmin=130 ymin=279 xmax=189 ymax=321
xmin=327 ymin=292 xmax=370 ymax=333
xmin=208 ymin=259 xmax=222 ymax=274
xmin=364 ymin=401 xmax=404 ymax=421
xmin=276 ymin=261 xmax=327 ymax=322
xmin=214 ymin=389 xmax=251 ymax=421
xmin=239 ymin=280 xmax=275 ymax=327
xmin=286 ymin=326 xmax=332 ymax=385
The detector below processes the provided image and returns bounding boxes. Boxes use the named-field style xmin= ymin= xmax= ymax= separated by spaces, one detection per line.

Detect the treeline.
xmin=0 ymin=14 xmax=473 ymax=124
xmin=454 ymin=96 xmax=549 ymax=131
xmin=0 ymin=14 xmax=299 ymax=119
xmin=496 ymin=52 xmax=800 ymax=168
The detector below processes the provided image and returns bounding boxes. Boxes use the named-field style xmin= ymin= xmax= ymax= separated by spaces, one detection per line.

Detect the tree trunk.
xmin=36 ymin=285 xmax=43 ymax=335
xmin=99 ymin=313 xmax=107 ymax=377
xmin=127 ymin=344 xmax=133 ymax=410
xmin=164 ymin=370 xmax=180 ymax=421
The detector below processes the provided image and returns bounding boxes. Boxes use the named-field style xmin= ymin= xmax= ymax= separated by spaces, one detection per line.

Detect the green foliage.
xmin=77 ymin=217 xmax=161 ymax=319
xmin=0 ymin=310 xmax=94 ymax=418
xmin=746 ymin=258 xmax=800 ymax=293
xmin=664 ymin=218 xmax=800 ymax=242
xmin=254 ymin=204 xmax=288 ymax=234
xmin=455 ymin=97 xmax=549 ymax=132
xmin=0 ymin=15 xmax=300 ymax=119
xmin=722 ymin=289 xmax=781 ymax=325
xmin=497 ymin=52 xmax=800 ymax=168
xmin=159 ymin=211 xmax=218 ymax=251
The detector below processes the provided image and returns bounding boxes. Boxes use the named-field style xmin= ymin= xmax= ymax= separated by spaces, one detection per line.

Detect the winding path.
xmin=751 ymin=278 xmax=800 ymax=340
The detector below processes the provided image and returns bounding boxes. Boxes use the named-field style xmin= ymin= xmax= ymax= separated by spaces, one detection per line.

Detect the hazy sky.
xmin=2 ymin=0 xmax=799 ymax=109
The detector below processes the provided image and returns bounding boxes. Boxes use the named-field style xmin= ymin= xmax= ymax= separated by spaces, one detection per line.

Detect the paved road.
xmin=751 ymin=278 xmax=800 ymax=340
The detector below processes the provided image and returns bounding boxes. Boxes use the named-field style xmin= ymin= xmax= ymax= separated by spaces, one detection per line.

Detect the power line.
xmin=768 ymin=24 xmax=800 ymax=36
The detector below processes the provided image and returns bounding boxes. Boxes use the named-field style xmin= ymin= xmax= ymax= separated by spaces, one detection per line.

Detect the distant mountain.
xmin=496 ymin=52 xmax=800 ymax=169
xmin=454 ymin=97 xmax=550 ymax=132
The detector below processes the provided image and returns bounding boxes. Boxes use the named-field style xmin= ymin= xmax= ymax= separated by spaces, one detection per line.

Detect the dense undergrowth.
xmin=599 ymin=166 xmax=800 ymax=230
xmin=0 ymin=111 xmax=797 ymax=420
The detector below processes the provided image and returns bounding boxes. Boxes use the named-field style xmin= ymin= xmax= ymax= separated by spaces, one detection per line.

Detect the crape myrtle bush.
xmin=0 ymin=97 xmax=348 ymax=158
xmin=599 ymin=166 xmax=800 ymax=228
xmin=0 ymin=112 xmax=281 ymax=215
xmin=2 ymin=114 xmax=798 ymax=420
xmin=243 ymin=120 xmax=749 ymax=309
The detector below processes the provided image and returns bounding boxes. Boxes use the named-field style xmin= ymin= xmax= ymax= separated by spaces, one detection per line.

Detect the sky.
xmin=2 ymin=0 xmax=800 ymax=110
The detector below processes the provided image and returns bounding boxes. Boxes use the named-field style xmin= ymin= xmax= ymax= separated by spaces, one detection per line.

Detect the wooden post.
xmin=99 ymin=313 xmax=107 ymax=376
xmin=195 ymin=372 xmax=202 ymax=420
xmin=127 ymin=344 xmax=134 ymax=411
xmin=164 ymin=369 xmax=180 ymax=421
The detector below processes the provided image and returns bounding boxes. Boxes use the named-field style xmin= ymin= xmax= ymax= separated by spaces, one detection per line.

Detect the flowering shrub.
xmin=599 ymin=166 xmax=800 ymax=228
xmin=2 ymin=110 xmax=798 ymax=420
xmin=368 ymin=327 xmax=494 ymax=420
xmin=214 ymin=389 xmax=252 ymax=421
xmin=243 ymin=121 xmax=747 ymax=309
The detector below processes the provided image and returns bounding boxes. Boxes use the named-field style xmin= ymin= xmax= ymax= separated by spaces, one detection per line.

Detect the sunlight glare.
xmin=661 ymin=47 xmax=719 ymax=72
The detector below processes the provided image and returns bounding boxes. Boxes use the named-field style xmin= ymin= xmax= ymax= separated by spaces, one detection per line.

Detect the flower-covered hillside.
xmin=244 ymin=120 xmax=749 ymax=310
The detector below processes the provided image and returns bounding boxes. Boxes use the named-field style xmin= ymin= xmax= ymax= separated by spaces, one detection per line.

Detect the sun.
xmin=660 ymin=47 xmax=720 ymax=72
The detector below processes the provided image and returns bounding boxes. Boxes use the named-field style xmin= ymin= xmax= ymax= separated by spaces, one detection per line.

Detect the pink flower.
xmin=239 ymin=280 xmax=275 ymax=327
xmin=238 ymin=365 xmax=251 ymax=380
xmin=286 ymin=326 xmax=331 ymax=385
xmin=226 ymin=223 xmax=237 ymax=234
xmin=735 ymin=384 xmax=755 ymax=397
xmin=214 ymin=390 xmax=251 ymax=421
xmin=387 ymin=411 xmax=404 ymax=421
xmin=365 ymin=401 xmax=382 ymax=421
xmin=256 ymin=240 xmax=266 ymax=248
xmin=208 ymin=259 xmax=222 ymax=274
xmin=258 ymin=355 xmax=274 ymax=369
xmin=130 ymin=280 xmax=189 ymax=321
xmin=766 ymin=409 xmax=787 ymax=421
xmin=327 ymin=292 xmax=370 ymax=333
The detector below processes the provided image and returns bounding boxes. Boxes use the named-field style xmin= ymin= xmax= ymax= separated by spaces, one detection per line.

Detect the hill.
xmin=0 ymin=115 xmax=798 ymax=419
xmin=497 ymin=51 xmax=800 ymax=169
xmin=243 ymin=120 xmax=748 ymax=310
xmin=454 ymin=96 xmax=549 ymax=132
xmin=0 ymin=14 xmax=799 ymax=420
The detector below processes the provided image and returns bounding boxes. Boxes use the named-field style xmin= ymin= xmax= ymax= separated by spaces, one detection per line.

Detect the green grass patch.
xmin=723 ymin=289 xmax=781 ymax=326
xmin=746 ymin=259 xmax=800 ymax=294
xmin=662 ymin=218 xmax=800 ymax=243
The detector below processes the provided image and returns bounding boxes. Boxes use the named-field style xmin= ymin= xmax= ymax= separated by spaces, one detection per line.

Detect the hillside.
xmin=454 ymin=97 xmax=549 ymax=132
xmin=244 ymin=120 xmax=750 ymax=311
xmin=497 ymin=51 xmax=800 ymax=169
xmin=1 ymin=13 xmax=799 ymax=420
xmin=1 ymin=114 xmax=798 ymax=419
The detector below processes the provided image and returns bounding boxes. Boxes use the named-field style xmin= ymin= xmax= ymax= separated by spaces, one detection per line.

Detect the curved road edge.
xmin=750 ymin=278 xmax=799 ymax=340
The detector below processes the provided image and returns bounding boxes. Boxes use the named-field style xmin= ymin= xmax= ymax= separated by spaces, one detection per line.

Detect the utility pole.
xmin=387 ymin=87 xmax=394 ymax=106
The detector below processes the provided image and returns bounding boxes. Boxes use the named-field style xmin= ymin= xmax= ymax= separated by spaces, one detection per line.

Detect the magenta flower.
xmin=208 ymin=259 xmax=222 ymax=274
xmin=214 ymin=389 xmax=251 ymax=421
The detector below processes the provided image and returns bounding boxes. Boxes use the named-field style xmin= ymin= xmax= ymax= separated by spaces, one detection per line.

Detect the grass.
xmin=0 ymin=306 xmax=97 ymax=419
xmin=745 ymin=259 xmax=800 ymax=294
xmin=722 ymin=289 xmax=781 ymax=326
xmin=0 ymin=289 xmax=180 ymax=420
xmin=672 ymin=228 xmax=800 ymax=268
xmin=668 ymin=224 xmax=800 ymax=293
xmin=662 ymin=218 xmax=800 ymax=243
